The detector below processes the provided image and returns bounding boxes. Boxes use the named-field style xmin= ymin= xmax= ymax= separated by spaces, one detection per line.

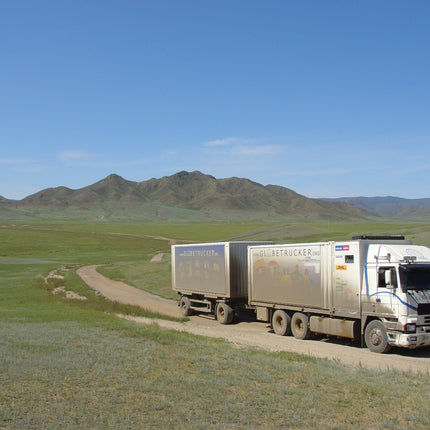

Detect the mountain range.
xmin=1 ymin=171 xmax=429 ymax=220
xmin=324 ymin=196 xmax=430 ymax=217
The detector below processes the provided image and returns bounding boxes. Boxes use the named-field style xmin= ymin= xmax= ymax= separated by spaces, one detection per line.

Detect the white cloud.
xmin=59 ymin=151 xmax=93 ymax=164
xmin=404 ymin=162 xmax=430 ymax=173
xmin=202 ymin=137 xmax=283 ymax=158
xmin=0 ymin=158 xmax=45 ymax=174
xmin=202 ymin=137 xmax=242 ymax=147
xmin=202 ymin=137 xmax=271 ymax=147
xmin=281 ymin=166 xmax=365 ymax=177
xmin=233 ymin=144 xmax=284 ymax=156
xmin=17 ymin=165 xmax=46 ymax=173
xmin=0 ymin=158 xmax=30 ymax=164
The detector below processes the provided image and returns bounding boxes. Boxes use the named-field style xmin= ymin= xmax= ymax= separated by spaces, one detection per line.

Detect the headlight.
xmin=404 ymin=323 xmax=416 ymax=333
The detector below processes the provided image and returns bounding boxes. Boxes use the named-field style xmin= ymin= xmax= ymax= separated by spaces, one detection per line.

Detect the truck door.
xmin=375 ymin=267 xmax=401 ymax=317
xmin=332 ymin=242 xmax=361 ymax=317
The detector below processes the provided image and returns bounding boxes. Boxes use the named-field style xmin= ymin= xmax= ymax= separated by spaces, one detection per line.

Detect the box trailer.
xmin=172 ymin=241 xmax=273 ymax=323
xmin=248 ymin=236 xmax=430 ymax=352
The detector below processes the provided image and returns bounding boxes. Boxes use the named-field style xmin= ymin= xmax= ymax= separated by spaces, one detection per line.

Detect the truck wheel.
xmin=216 ymin=302 xmax=234 ymax=324
xmin=291 ymin=312 xmax=311 ymax=340
xmin=272 ymin=310 xmax=291 ymax=336
xmin=179 ymin=296 xmax=193 ymax=316
xmin=364 ymin=320 xmax=392 ymax=353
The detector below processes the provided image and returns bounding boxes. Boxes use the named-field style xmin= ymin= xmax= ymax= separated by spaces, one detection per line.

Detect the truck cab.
xmin=362 ymin=238 xmax=430 ymax=350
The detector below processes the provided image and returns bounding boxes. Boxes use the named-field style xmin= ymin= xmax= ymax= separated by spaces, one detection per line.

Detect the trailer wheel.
xmin=364 ymin=320 xmax=391 ymax=353
xmin=272 ymin=310 xmax=291 ymax=336
xmin=216 ymin=302 xmax=234 ymax=324
xmin=291 ymin=312 xmax=311 ymax=340
xmin=179 ymin=296 xmax=193 ymax=317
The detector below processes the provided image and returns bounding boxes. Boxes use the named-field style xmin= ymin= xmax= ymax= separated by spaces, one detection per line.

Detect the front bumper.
xmin=388 ymin=331 xmax=430 ymax=349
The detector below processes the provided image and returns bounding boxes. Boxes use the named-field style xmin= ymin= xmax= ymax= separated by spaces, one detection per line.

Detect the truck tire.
xmin=291 ymin=312 xmax=311 ymax=340
xmin=216 ymin=302 xmax=234 ymax=324
xmin=179 ymin=296 xmax=193 ymax=316
xmin=272 ymin=310 xmax=292 ymax=336
xmin=364 ymin=320 xmax=392 ymax=353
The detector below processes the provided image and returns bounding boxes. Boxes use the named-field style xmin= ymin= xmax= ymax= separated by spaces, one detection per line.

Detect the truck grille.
xmin=417 ymin=303 xmax=430 ymax=315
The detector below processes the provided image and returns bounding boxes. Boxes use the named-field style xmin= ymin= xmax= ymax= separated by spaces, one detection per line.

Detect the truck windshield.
xmin=399 ymin=265 xmax=430 ymax=291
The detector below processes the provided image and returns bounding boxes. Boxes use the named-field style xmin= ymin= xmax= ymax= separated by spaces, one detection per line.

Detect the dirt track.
xmin=77 ymin=265 xmax=430 ymax=373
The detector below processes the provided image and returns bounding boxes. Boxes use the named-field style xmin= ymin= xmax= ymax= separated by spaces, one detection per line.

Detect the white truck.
xmin=172 ymin=236 xmax=430 ymax=353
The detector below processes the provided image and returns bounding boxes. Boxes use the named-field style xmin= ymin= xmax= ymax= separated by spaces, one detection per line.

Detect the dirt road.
xmin=77 ymin=265 xmax=430 ymax=373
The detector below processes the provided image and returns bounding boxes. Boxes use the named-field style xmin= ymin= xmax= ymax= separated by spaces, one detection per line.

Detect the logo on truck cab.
xmin=335 ymin=245 xmax=350 ymax=251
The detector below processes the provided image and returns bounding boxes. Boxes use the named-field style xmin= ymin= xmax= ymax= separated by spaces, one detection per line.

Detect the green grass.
xmin=98 ymin=253 xmax=176 ymax=299
xmin=1 ymin=219 xmax=270 ymax=242
xmin=1 ymin=220 xmax=430 ymax=428
xmin=1 ymin=316 xmax=430 ymax=428
xmin=229 ymin=220 xmax=430 ymax=246
xmin=47 ymin=266 xmax=185 ymax=321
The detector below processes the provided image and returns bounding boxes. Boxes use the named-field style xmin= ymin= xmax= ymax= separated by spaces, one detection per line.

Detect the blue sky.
xmin=1 ymin=1 xmax=430 ymax=200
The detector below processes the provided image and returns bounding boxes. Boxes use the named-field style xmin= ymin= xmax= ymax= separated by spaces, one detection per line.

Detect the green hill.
xmin=3 ymin=171 xmax=375 ymax=221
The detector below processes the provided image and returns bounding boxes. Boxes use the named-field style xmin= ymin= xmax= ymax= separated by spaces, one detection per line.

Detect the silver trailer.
xmin=172 ymin=241 xmax=272 ymax=323
xmin=248 ymin=236 xmax=430 ymax=352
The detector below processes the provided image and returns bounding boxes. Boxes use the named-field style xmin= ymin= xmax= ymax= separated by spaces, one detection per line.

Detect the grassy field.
xmin=1 ymin=220 xmax=430 ymax=429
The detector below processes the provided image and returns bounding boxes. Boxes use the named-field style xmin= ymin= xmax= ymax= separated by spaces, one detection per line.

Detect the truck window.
xmin=399 ymin=265 xmax=430 ymax=291
xmin=378 ymin=267 xmax=398 ymax=288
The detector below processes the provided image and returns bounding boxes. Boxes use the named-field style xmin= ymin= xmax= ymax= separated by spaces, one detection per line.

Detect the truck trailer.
xmin=172 ymin=236 xmax=430 ymax=353
xmin=172 ymin=241 xmax=273 ymax=323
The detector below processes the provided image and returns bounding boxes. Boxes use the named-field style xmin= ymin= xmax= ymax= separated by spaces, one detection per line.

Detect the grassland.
xmin=1 ymin=220 xmax=430 ymax=429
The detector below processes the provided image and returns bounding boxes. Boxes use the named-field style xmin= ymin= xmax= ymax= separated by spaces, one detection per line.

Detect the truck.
xmin=172 ymin=236 xmax=430 ymax=353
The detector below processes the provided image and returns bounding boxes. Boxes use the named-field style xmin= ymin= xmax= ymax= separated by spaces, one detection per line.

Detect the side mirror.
xmin=385 ymin=270 xmax=396 ymax=289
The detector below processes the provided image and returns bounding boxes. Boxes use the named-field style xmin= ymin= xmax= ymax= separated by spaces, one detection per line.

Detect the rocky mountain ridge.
xmin=2 ymin=171 xmax=429 ymax=220
xmin=9 ymin=171 xmax=372 ymax=220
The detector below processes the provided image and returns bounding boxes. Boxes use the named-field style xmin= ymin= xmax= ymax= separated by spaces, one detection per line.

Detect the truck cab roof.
xmin=367 ymin=244 xmax=430 ymax=264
